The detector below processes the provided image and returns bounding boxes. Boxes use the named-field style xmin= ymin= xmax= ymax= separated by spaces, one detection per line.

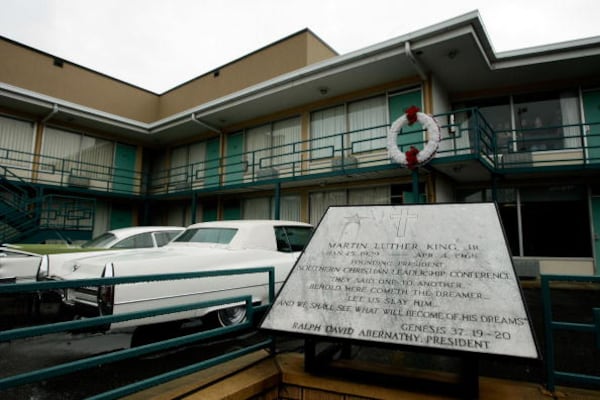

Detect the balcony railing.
xmin=1 ymin=109 xmax=599 ymax=197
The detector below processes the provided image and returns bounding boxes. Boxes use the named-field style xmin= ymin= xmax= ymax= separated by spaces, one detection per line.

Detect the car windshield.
xmin=173 ymin=228 xmax=237 ymax=244
xmin=81 ymin=233 xmax=117 ymax=248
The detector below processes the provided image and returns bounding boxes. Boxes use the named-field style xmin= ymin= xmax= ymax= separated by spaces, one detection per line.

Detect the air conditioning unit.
xmin=332 ymin=155 xmax=358 ymax=170
xmin=68 ymin=175 xmax=90 ymax=188
xmin=257 ymin=167 xmax=279 ymax=180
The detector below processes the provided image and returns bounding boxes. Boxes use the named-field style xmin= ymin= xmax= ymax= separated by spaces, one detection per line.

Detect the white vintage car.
xmin=35 ymin=226 xmax=185 ymax=282
xmin=57 ymin=220 xmax=312 ymax=334
xmin=0 ymin=246 xmax=42 ymax=283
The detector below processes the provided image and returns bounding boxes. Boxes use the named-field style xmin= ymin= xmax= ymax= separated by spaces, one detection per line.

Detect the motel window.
xmin=513 ymin=90 xmax=581 ymax=151
xmin=455 ymin=90 xmax=581 ymax=153
xmin=41 ymin=127 xmax=114 ymax=180
xmin=0 ymin=115 xmax=35 ymax=172
xmin=309 ymin=186 xmax=391 ymax=225
xmin=245 ymin=117 xmax=301 ymax=172
xmin=309 ymin=95 xmax=388 ymax=160
xmin=348 ymin=96 xmax=388 ymax=153
xmin=310 ymin=105 xmax=346 ymax=159
xmin=242 ymin=195 xmax=301 ymax=221
xmin=458 ymin=186 xmax=591 ymax=258
xmin=169 ymin=142 xmax=206 ymax=187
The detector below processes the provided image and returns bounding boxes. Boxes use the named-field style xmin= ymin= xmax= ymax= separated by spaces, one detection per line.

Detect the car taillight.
xmin=36 ymin=255 xmax=49 ymax=281
xmin=97 ymin=262 xmax=115 ymax=315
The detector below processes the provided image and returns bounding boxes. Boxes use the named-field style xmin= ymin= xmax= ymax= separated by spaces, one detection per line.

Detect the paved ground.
xmin=0 ymin=280 xmax=598 ymax=398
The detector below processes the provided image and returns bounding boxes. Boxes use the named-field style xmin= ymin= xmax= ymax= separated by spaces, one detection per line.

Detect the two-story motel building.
xmin=1 ymin=11 xmax=599 ymax=276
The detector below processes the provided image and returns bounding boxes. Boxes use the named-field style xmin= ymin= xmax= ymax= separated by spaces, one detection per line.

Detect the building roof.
xmin=1 ymin=10 xmax=600 ymax=146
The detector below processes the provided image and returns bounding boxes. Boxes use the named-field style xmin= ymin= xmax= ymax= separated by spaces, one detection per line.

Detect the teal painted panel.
xmin=389 ymin=90 xmax=423 ymax=152
xmin=203 ymin=206 xmax=218 ymax=222
xmin=223 ymin=200 xmax=241 ymax=220
xmin=205 ymin=138 xmax=220 ymax=187
xmin=592 ymin=197 xmax=600 ymax=275
xmin=110 ymin=205 xmax=132 ymax=229
xmin=225 ymin=132 xmax=244 ymax=184
xmin=583 ymin=90 xmax=600 ymax=163
xmin=113 ymin=143 xmax=136 ymax=193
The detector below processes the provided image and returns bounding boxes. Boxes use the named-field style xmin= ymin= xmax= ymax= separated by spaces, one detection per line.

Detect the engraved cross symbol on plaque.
xmin=393 ymin=209 xmax=417 ymax=238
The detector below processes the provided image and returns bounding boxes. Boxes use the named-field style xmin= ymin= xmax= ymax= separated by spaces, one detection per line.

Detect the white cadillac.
xmin=3 ymin=226 xmax=184 ymax=283
xmin=56 ymin=220 xmax=312 ymax=336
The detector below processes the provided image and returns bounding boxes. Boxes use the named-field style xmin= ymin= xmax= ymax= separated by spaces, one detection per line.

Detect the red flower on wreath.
xmin=405 ymin=146 xmax=419 ymax=169
xmin=405 ymin=105 xmax=420 ymax=126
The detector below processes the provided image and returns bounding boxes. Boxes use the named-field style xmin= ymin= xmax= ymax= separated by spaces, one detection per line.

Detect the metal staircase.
xmin=0 ymin=166 xmax=95 ymax=244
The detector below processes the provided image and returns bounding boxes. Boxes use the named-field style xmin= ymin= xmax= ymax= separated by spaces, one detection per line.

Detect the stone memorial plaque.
xmin=261 ymin=203 xmax=539 ymax=359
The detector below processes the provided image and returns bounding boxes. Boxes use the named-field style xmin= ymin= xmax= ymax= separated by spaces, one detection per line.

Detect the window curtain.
xmin=189 ymin=141 xmax=206 ymax=181
xmin=79 ymin=136 xmax=113 ymax=179
xmin=41 ymin=127 xmax=81 ymax=172
xmin=170 ymin=146 xmax=189 ymax=186
xmin=560 ymin=92 xmax=581 ymax=148
xmin=0 ymin=116 xmax=35 ymax=171
xmin=348 ymin=186 xmax=390 ymax=205
xmin=242 ymin=197 xmax=270 ymax=219
xmin=310 ymin=105 xmax=345 ymax=159
xmin=280 ymin=195 xmax=301 ymax=221
xmin=309 ymin=190 xmax=347 ymax=225
xmin=272 ymin=117 xmax=301 ymax=167
xmin=246 ymin=124 xmax=271 ymax=169
xmin=348 ymin=96 xmax=387 ymax=153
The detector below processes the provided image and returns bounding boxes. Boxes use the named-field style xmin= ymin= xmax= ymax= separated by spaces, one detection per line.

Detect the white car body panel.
xmin=0 ymin=247 xmax=41 ymax=282
xmin=38 ymin=226 xmax=185 ymax=281
xmin=60 ymin=220 xmax=313 ymax=329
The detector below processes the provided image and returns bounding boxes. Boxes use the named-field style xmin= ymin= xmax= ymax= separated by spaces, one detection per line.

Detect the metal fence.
xmin=0 ymin=267 xmax=276 ymax=399
xmin=540 ymin=274 xmax=600 ymax=392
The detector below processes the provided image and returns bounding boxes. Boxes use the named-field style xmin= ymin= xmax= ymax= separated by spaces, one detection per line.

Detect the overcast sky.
xmin=1 ymin=0 xmax=599 ymax=93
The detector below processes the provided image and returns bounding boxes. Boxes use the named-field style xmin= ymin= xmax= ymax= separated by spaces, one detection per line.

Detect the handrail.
xmin=540 ymin=274 xmax=600 ymax=392
xmin=2 ymin=110 xmax=600 ymax=197
xmin=0 ymin=193 xmax=94 ymax=243
xmin=0 ymin=266 xmax=276 ymax=398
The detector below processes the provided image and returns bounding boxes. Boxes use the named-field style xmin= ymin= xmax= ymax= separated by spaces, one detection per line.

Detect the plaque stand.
xmin=304 ymin=338 xmax=480 ymax=400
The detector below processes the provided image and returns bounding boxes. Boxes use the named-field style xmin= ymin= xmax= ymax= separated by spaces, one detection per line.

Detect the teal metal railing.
xmin=0 ymin=267 xmax=276 ymax=399
xmin=0 ymin=148 xmax=145 ymax=195
xmin=0 ymin=193 xmax=95 ymax=243
xmin=541 ymin=274 xmax=600 ymax=392
xmin=2 ymin=110 xmax=600 ymax=197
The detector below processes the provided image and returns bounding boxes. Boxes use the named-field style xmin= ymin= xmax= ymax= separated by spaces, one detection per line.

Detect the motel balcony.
xmin=1 ymin=109 xmax=599 ymax=198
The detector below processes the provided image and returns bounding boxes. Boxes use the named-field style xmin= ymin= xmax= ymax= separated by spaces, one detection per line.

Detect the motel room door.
xmin=113 ymin=143 xmax=136 ymax=193
xmin=583 ymin=90 xmax=600 ymax=163
xmin=388 ymin=88 xmax=423 ymax=153
xmin=225 ymin=132 xmax=244 ymax=184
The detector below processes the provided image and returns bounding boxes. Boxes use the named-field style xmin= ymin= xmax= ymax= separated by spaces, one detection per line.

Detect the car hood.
xmin=61 ymin=245 xmax=297 ymax=280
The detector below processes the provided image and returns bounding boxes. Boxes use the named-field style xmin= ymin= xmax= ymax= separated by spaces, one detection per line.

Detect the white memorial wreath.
xmin=387 ymin=107 xmax=441 ymax=169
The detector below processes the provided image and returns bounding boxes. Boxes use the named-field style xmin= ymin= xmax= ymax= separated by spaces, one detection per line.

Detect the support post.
xmin=274 ymin=182 xmax=281 ymax=220
xmin=412 ymin=168 xmax=420 ymax=204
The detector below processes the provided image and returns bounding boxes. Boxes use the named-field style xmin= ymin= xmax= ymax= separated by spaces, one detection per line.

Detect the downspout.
xmin=404 ymin=41 xmax=428 ymax=81
xmin=190 ymin=114 xmax=223 ymax=221
xmin=42 ymin=104 xmax=59 ymax=123
xmin=190 ymin=114 xmax=221 ymax=134
xmin=32 ymin=104 xmax=59 ymax=184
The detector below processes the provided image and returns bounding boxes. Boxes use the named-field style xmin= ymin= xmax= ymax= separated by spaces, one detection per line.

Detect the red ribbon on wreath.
xmin=406 ymin=105 xmax=420 ymax=126
xmin=404 ymin=106 xmax=421 ymax=169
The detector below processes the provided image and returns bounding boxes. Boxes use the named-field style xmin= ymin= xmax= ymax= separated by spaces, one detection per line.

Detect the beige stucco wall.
xmin=157 ymin=30 xmax=337 ymax=119
xmin=1 ymin=30 xmax=336 ymax=123
xmin=0 ymin=39 xmax=159 ymax=122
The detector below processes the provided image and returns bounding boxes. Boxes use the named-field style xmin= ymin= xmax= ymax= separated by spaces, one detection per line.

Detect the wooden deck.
xmin=125 ymin=351 xmax=600 ymax=400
